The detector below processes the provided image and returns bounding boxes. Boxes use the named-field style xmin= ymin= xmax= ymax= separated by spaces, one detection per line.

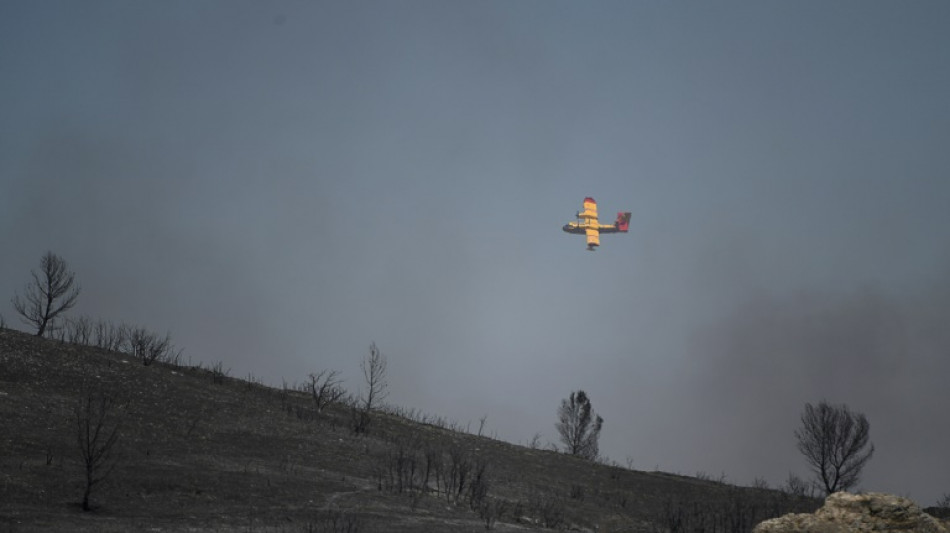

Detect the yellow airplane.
xmin=562 ymin=197 xmax=631 ymax=251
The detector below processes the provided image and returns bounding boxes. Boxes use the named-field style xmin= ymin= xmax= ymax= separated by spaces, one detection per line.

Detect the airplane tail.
xmin=615 ymin=212 xmax=631 ymax=232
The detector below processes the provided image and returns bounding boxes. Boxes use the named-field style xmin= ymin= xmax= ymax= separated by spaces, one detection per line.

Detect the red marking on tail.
xmin=616 ymin=212 xmax=631 ymax=232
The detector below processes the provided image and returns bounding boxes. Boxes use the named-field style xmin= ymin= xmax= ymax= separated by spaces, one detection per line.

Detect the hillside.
xmin=0 ymin=327 xmax=820 ymax=532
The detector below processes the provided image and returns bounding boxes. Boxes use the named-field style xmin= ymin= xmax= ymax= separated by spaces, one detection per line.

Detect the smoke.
xmin=687 ymin=272 xmax=950 ymax=502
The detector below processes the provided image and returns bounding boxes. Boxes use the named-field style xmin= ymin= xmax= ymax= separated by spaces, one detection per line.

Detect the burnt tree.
xmin=556 ymin=390 xmax=603 ymax=460
xmin=795 ymin=400 xmax=874 ymax=494
xmin=12 ymin=251 xmax=80 ymax=337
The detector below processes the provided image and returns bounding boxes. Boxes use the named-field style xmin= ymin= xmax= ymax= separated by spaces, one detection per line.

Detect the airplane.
xmin=562 ymin=197 xmax=631 ymax=251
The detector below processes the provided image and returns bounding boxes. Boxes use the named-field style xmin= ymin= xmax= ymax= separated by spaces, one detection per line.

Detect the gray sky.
xmin=2 ymin=1 xmax=948 ymax=504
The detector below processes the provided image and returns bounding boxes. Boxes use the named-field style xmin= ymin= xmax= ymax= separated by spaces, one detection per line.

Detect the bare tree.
xmin=353 ymin=342 xmax=387 ymax=433
xmin=307 ymin=370 xmax=345 ymax=413
xmin=556 ymin=390 xmax=603 ymax=460
xmin=795 ymin=401 xmax=874 ymax=494
xmin=362 ymin=342 xmax=388 ymax=410
xmin=76 ymin=387 xmax=123 ymax=511
xmin=12 ymin=252 xmax=81 ymax=337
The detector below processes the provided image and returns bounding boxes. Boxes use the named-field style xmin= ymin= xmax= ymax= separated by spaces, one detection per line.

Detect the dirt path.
xmin=321 ymin=480 xmax=375 ymax=511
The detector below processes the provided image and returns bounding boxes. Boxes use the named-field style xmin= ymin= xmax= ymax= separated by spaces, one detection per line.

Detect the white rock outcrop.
xmin=754 ymin=492 xmax=948 ymax=533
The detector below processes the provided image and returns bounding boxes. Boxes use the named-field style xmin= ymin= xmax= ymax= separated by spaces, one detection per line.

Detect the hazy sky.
xmin=2 ymin=1 xmax=948 ymax=504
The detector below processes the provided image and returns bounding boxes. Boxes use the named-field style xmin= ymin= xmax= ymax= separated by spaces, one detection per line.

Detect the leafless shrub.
xmin=290 ymin=405 xmax=318 ymax=422
xmin=468 ymin=455 xmax=490 ymax=511
xmin=67 ymin=319 xmax=183 ymax=365
xmin=937 ymin=493 xmax=950 ymax=508
xmin=528 ymin=489 xmax=564 ymax=529
xmin=127 ymin=327 xmax=180 ymax=366
xmin=278 ymin=379 xmax=296 ymax=414
xmin=45 ymin=315 xmax=69 ymax=342
xmin=38 ymin=399 xmax=59 ymax=466
xmin=383 ymin=404 xmax=478 ymax=435
xmin=658 ymin=486 xmax=820 ymax=533
xmin=662 ymin=491 xmax=740 ymax=533
xmin=570 ymin=483 xmax=585 ymax=501
xmin=0 ymin=313 xmax=6 ymax=329
xmin=65 ymin=316 xmax=93 ymax=345
xmin=185 ymin=414 xmax=201 ymax=438
xmin=245 ymin=372 xmax=265 ymax=389
xmin=377 ymin=439 xmax=427 ymax=495
xmin=350 ymin=407 xmax=370 ymax=434
xmin=307 ymin=370 xmax=345 ymax=413
xmin=375 ymin=437 xmax=494 ymax=513
xmin=127 ymin=326 xmax=153 ymax=362
xmin=374 ymin=438 xmax=429 ymax=492
xmin=444 ymin=445 xmax=472 ymax=504
xmin=478 ymin=496 xmax=508 ymax=530
xmin=591 ymin=487 xmax=631 ymax=509
xmin=164 ymin=343 xmax=183 ymax=367
xmin=781 ymin=472 xmax=817 ymax=498
xmin=385 ymin=404 xmax=419 ymax=421
xmin=12 ymin=251 xmax=81 ymax=337
xmin=528 ymin=433 xmax=542 ymax=450
xmin=696 ymin=470 xmax=728 ymax=484
xmin=377 ymin=438 xmax=454 ymax=500
xmin=307 ymin=509 xmax=362 ymax=533
xmin=92 ymin=319 xmax=128 ymax=352
xmin=423 ymin=445 xmax=442 ymax=495
xmin=75 ymin=386 xmax=123 ymax=511
xmin=375 ymin=437 xmax=425 ymax=495
xmin=211 ymin=361 xmax=230 ymax=384
xmin=795 ymin=400 xmax=874 ymax=494
xmin=752 ymin=476 xmax=770 ymax=489
xmin=477 ymin=414 xmax=489 ymax=437
xmin=600 ymin=455 xmax=624 ymax=470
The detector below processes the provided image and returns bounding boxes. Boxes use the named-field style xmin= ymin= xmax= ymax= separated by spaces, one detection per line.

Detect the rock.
xmin=754 ymin=492 xmax=948 ymax=533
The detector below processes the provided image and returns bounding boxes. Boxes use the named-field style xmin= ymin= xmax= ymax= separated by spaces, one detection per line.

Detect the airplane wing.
xmin=562 ymin=198 xmax=601 ymax=232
